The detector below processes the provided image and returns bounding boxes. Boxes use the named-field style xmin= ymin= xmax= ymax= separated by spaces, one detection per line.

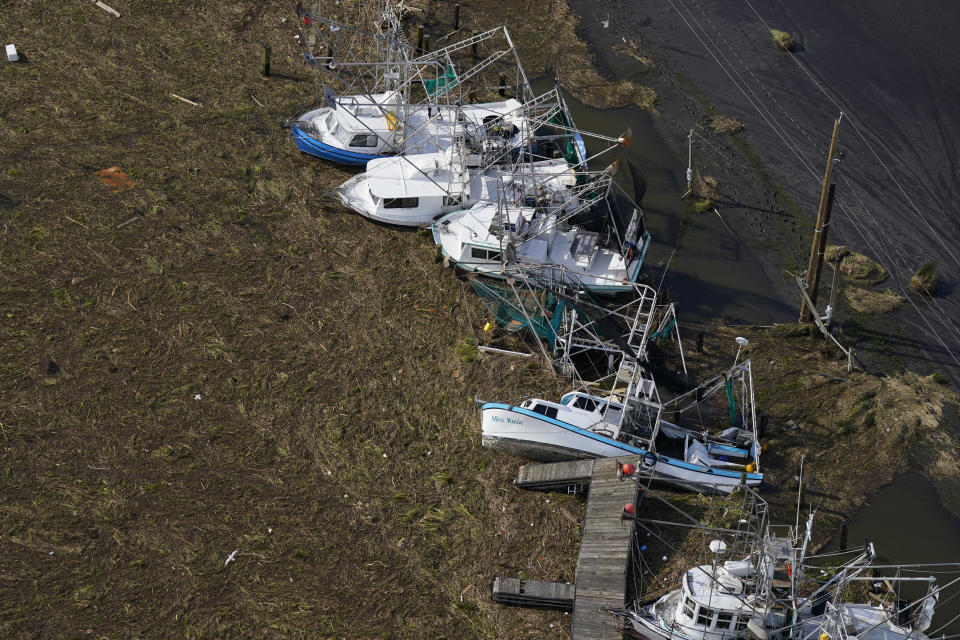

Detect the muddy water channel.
xmin=827 ymin=474 xmax=960 ymax=634
xmin=541 ymin=81 xmax=795 ymax=324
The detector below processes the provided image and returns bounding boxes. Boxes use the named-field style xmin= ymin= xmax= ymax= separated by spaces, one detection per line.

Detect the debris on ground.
xmin=94 ymin=166 xmax=136 ymax=192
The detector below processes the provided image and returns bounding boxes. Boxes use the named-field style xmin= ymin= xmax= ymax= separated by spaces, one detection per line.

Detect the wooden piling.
xmin=262 ymin=44 xmax=271 ymax=77
xmin=454 ymin=3 xmax=461 ymax=30
xmin=416 ymin=25 xmax=424 ymax=53
xmin=423 ymin=34 xmax=430 ymax=54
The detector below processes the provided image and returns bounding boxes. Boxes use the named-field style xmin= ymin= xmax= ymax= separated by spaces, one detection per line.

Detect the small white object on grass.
xmin=225 ymin=549 xmax=239 ymax=566
xmin=193 ymin=394 xmax=202 ymax=401
xmin=601 ymin=19 xmax=609 ymax=28
xmin=6 ymin=44 xmax=18 ymax=62
xmin=662 ymin=555 xmax=668 ymax=562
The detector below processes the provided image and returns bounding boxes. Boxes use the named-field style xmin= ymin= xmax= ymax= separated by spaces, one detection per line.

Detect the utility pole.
xmin=799 ymin=115 xmax=842 ymax=322
xmin=683 ymin=129 xmax=694 ymax=198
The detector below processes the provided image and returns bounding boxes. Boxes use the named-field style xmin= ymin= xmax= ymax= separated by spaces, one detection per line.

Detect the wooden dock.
xmin=491 ymin=577 xmax=575 ymax=610
xmin=571 ymin=458 xmax=636 ymax=640
xmin=514 ymin=458 xmax=596 ymax=491
xmin=504 ymin=456 xmax=639 ymax=639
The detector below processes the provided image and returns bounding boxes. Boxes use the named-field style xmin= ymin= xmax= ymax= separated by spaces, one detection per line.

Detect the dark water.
xmin=532 ymin=79 xmax=795 ymax=325
xmin=826 ymin=473 xmax=960 ymax=635
xmin=571 ymin=0 xmax=960 ymax=378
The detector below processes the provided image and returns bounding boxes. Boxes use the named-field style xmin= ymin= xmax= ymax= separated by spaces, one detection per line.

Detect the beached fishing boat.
xmin=480 ymin=357 xmax=762 ymax=494
xmin=291 ymin=94 xmax=529 ymax=165
xmin=333 ymin=88 xmax=591 ymax=224
xmin=617 ymin=532 xmax=941 ymax=640
xmin=431 ymin=173 xmax=649 ymax=294
xmin=293 ymin=8 xmax=537 ymax=165
xmin=335 ymin=152 xmax=572 ymax=225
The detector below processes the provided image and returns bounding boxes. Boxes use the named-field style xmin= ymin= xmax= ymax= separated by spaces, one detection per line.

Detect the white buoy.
xmin=6 ymin=44 xmax=18 ymax=63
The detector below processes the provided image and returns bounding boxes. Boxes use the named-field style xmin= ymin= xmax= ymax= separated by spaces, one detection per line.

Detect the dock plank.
xmin=492 ymin=577 xmax=576 ymax=610
xmin=515 ymin=458 xmax=596 ymax=490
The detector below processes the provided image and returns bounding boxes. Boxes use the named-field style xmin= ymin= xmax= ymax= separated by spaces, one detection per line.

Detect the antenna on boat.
xmin=709 ymin=539 xmax=727 ymax=573
xmin=734 ymin=336 xmax=749 ymax=365
xmin=795 ymin=455 xmax=804 ymax=542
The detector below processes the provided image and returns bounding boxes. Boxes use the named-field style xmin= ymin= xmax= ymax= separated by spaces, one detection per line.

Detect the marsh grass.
xmin=0 ymin=2 xmax=576 ymax=637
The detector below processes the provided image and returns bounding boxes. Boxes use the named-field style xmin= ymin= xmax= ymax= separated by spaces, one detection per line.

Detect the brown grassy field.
xmin=0 ymin=2 xmax=588 ymax=637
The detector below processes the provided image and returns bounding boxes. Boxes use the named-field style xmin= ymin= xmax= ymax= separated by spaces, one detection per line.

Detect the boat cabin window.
xmin=716 ymin=612 xmax=734 ymax=629
xmin=735 ymin=619 xmax=748 ymax=632
xmin=531 ymin=404 xmax=559 ymax=420
xmin=470 ymin=247 xmax=502 ymax=261
xmin=442 ymin=195 xmax=462 ymax=207
xmin=572 ymin=396 xmax=599 ymax=412
xmin=368 ymin=189 xmax=381 ymax=206
xmin=349 ymin=134 xmax=379 ymax=148
xmin=697 ymin=607 xmax=715 ymax=627
xmin=682 ymin=598 xmax=696 ymax=620
xmin=383 ymin=197 xmax=419 ymax=209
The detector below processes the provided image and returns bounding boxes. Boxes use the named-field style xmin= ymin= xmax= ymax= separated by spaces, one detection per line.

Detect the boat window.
xmin=383 ymin=197 xmax=419 ymax=209
xmin=735 ymin=619 xmax=748 ymax=632
xmin=531 ymin=404 xmax=558 ymax=420
xmin=716 ymin=612 xmax=733 ymax=629
xmin=682 ymin=598 xmax=695 ymax=620
xmin=349 ymin=134 xmax=379 ymax=148
xmin=572 ymin=396 xmax=598 ymax=412
xmin=369 ymin=189 xmax=381 ymax=206
xmin=469 ymin=247 xmax=501 ymax=261
xmin=697 ymin=607 xmax=715 ymax=627
xmin=442 ymin=195 xmax=462 ymax=207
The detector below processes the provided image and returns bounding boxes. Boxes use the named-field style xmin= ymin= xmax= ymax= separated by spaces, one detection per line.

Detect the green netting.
xmin=650 ymin=317 xmax=676 ymax=343
xmin=423 ymin=65 xmax=458 ymax=97
xmin=725 ymin=378 xmax=736 ymax=426
xmin=469 ymin=279 xmax=568 ymax=352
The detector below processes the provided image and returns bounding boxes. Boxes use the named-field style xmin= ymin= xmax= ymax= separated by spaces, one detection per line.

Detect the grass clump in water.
xmin=912 ymin=260 xmax=939 ymax=294
xmin=710 ymin=115 xmax=743 ymax=135
xmin=769 ymin=29 xmax=797 ymax=51
xmin=845 ymin=287 xmax=905 ymax=314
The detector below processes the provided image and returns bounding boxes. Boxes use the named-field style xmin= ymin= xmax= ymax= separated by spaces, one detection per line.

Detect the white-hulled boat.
xmin=291 ymin=94 xmax=528 ymax=165
xmin=334 ymin=146 xmax=573 ymax=226
xmin=481 ymin=358 xmax=763 ymax=494
xmin=619 ymin=537 xmax=941 ymax=640
xmin=431 ymin=193 xmax=649 ymax=294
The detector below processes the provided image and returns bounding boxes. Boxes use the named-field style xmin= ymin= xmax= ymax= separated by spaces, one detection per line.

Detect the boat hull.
xmin=291 ymin=125 xmax=388 ymax=165
xmin=481 ymin=403 xmax=762 ymax=494
xmin=482 ymin=404 xmax=642 ymax=461
xmin=431 ymin=224 xmax=650 ymax=295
